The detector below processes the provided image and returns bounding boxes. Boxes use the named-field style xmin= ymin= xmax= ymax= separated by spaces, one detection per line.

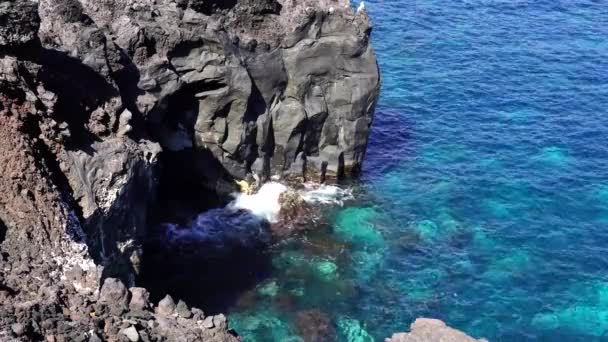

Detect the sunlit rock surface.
xmin=386 ymin=319 xmax=488 ymax=342
xmin=0 ymin=0 xmax=378 ymax=340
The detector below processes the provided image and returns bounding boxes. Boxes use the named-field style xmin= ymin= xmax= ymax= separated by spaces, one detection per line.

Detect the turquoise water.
xmin=228 ymin=1 xmax=608 ymax=341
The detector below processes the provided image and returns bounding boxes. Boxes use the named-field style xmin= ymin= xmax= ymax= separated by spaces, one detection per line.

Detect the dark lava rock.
xmin=0 ymin=0 xmax=40 ymax=46
xmin=0 ymin=0 xmax=378 ymax=341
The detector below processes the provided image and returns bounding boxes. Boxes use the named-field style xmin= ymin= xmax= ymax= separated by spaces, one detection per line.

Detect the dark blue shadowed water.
xmin=225 ymin=1 xmax=608 ymax=341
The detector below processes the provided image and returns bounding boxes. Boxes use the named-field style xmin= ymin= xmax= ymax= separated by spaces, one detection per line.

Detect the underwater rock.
xmin=258 ymin=280 xmax=280 ymax=297
xmin=231 ymin=309 xmax=301 ymax=341
xmin=296 ymin=309 xmax=336 ymax=342
xmin=351 ymin=250 xmax=386 ymax=281
xmin=337 ymin=317 xmax=375 ymax=342
xmin=315 ymin=260 xmax=339 ymax=281
xmin=386 ymin=318 xmax=488 ymax=342
xmin=334 ymin=207 xmax=385 ymax=248
xmin=531 ymin=281 xmax=608 ymax=337
xmin=534 ymin=146 xmax=570 ymax=166
xmin=413 ymin=220 xmax=441 ymax=242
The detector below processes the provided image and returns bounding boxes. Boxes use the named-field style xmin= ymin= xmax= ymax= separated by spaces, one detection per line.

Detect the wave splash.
xmin=299 ymin=183 xmax=354 ymax=206
xmin=229 ymin=181 xmax=353 ymax=223
xmin=162 ymin=181 xmax=353 ymax=256
xmin=230 ymin=182 xmax=288 ymax=223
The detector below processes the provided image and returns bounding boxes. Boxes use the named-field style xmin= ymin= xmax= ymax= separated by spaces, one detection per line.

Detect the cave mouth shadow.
xmin=138 ymin=208 xmax=274 ymax=315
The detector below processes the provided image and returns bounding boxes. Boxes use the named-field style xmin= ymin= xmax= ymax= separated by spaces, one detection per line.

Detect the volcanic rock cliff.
xmin=0 ymin=0 xmax=378 ymax=340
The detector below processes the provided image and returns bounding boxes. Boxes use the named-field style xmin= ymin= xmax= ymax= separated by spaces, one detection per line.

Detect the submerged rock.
xmin=258 ymin=280 xmax=280 ymax=297
xmin=296 ymin=309 xmax=336 ymax=342
xmin=337 ymin=317 xmax=374 ymax=342
xmin=334 ymin=207 xmax=385 ymax=248
xmin=315 ymin=260 xmax=339 ymax=281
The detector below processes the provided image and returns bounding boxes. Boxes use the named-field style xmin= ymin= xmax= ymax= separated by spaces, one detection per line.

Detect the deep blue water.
xmin=228 ymin=1 xmax=608 ymax=341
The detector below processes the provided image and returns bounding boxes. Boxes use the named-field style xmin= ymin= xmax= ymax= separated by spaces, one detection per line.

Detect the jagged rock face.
xmin=0 ymin=0 xmax=378 ymax=340
xmin=35 ymin=0 xmax=379 ymax=191
xmin=62 ymin=138 xmax=161 ymax=280
xmin=0 ymin=277 xmax=239 ymax=341
xmin=0 ymin=0 xmax=39 ymax=46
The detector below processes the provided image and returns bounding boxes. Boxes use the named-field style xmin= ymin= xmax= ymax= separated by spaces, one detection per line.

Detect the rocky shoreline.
xmin=1 ymin=0 xmax=481 ymax=340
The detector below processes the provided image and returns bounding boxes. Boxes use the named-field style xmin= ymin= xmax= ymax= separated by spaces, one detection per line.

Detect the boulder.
xmin=386 ymin=319 xmax=488 ymax=342
xmin=176 ymin=300 xmax=193 ymax=319
xmin=121 ymin=326 xmax=140 ymax=342
xmin=99 ymin=278 xmax=129 ymax=308
xmin=156 ymin=295 xmax=176 ymax=316
xmin=129 ymin=287 xmax=151 ymax=311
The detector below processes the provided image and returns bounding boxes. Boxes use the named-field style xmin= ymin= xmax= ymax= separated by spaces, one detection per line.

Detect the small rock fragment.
xmin=99 ymin=278 xmax=129 ymax=306
xmin=88 ymin=332 xmax=102 ymax=342
xmin=202 ymin=316 xmax=214 ymax=329
xmin=156 ymin=294 xmax=176 ymax=315
xmin=11 ymin=323 xmax=25 ymax=336
xmin=129 ymin=287 xmax=151 ymax=310
xmin=176 ymin=300 xmax=192 ymax=318
xmin=121 ymin=326 xmax=140 ymax=342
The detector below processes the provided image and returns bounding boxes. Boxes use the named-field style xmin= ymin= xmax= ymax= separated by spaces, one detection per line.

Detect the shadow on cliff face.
xmin=139 ymin=77 xmax=272 ymax=313
xmin=149 ymin=79 xmax=239 ymax=224
xmin=156 ymin=148 xmax=238 ymax=224
xmin=139 ymin=208 xmax=274 ymax=314
xmin=0 ymin=219 xmax=6 ymax=248
xmin=190 ymin=0 xmax=238 ymax=15
xmin=34 ymin=47 xmax=120 ymax=151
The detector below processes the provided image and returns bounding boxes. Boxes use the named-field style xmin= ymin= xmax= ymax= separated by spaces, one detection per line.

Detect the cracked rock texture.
xmin=42 ymin=0 xmax=379 ymax=187
xmin=0 ymin=0 xmax=378 ymax=340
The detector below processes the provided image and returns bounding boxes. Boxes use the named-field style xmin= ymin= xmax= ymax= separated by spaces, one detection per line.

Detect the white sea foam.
xmin=230 ymin=182 xmax=288 ymax=223
xmin=229 ymin=181 xmax=353 ymax=223
xmin=299 ymin=183 xmax=354 ymax=205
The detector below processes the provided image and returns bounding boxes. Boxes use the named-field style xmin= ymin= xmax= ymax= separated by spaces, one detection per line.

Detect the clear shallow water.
xmin=227 ymin=0 xmax=608 ymax=341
